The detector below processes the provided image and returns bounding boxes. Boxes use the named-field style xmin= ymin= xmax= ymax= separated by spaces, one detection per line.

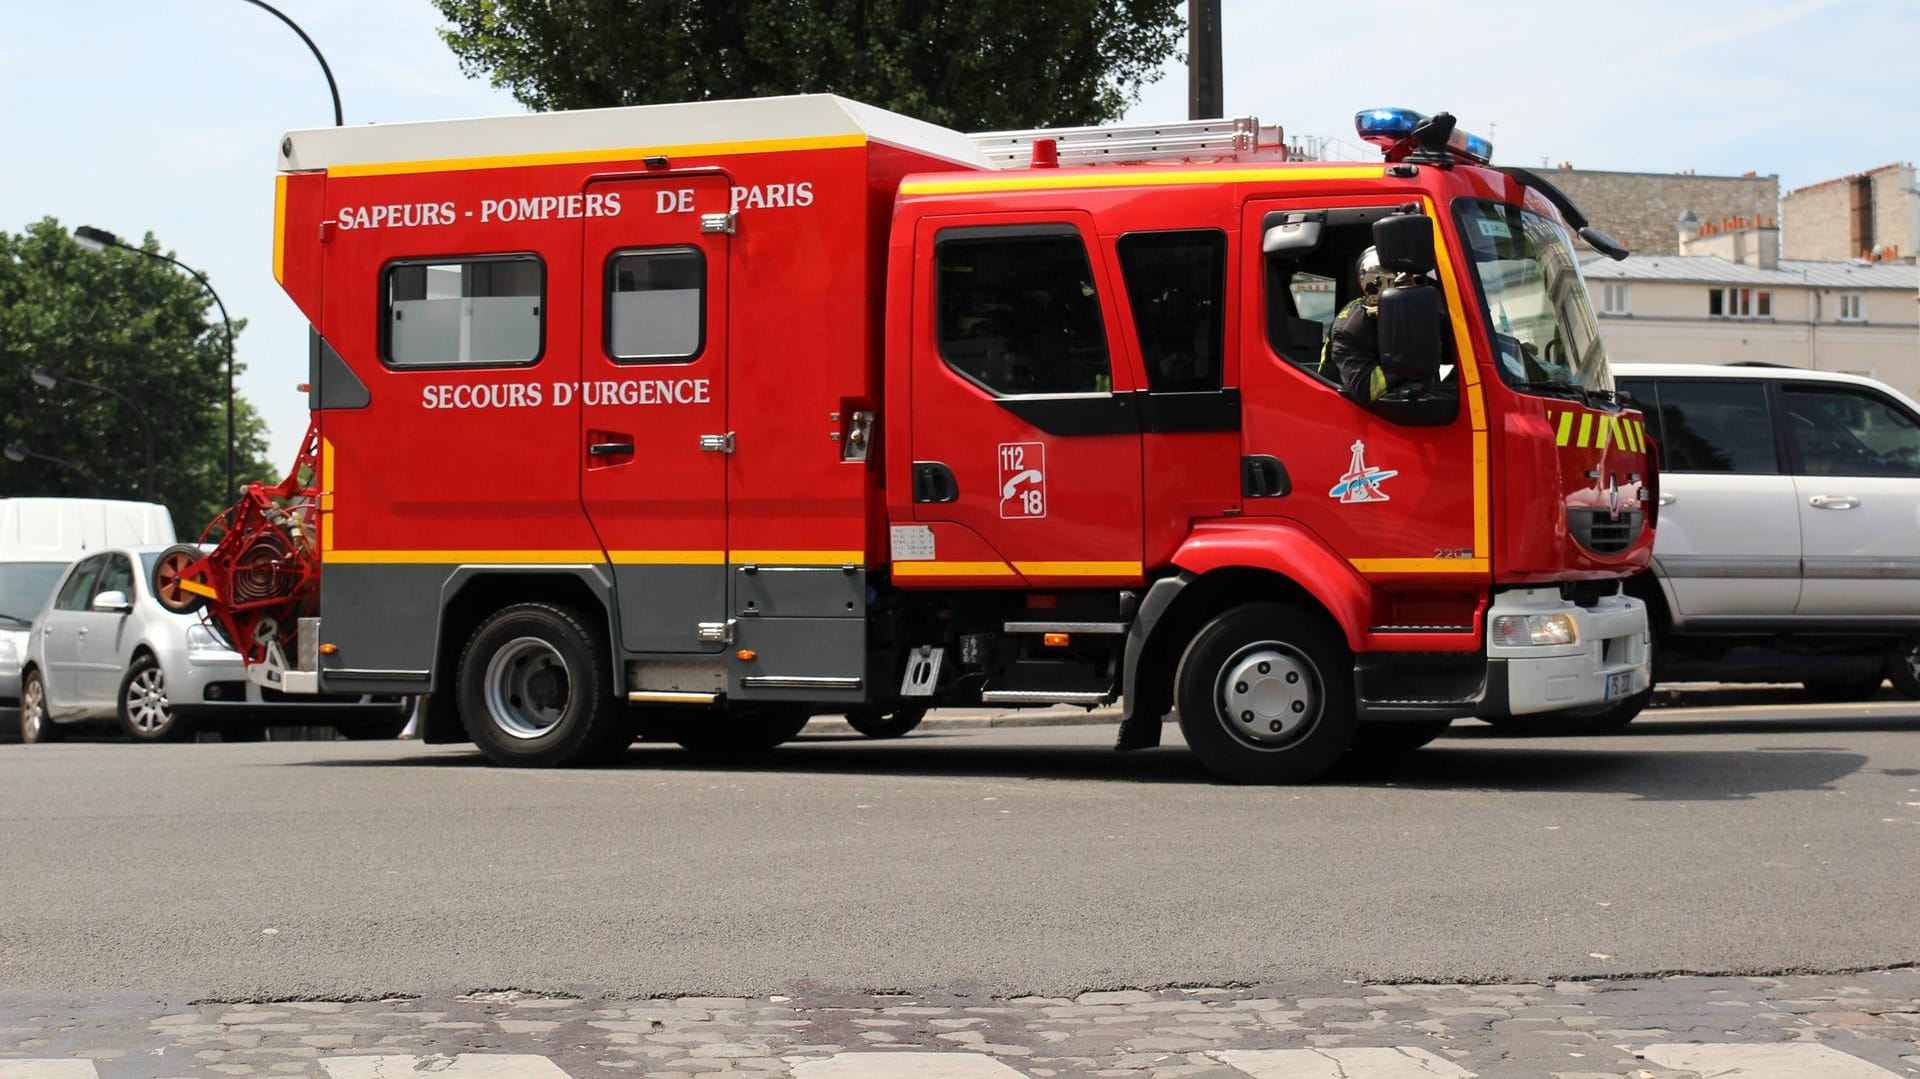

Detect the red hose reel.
xmin=151 ymin=422 xmax=323 ymax=676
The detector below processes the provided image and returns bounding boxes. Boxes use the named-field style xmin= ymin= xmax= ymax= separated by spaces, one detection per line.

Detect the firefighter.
xmin=1317 ymin=246 xmax=1395 ymax=402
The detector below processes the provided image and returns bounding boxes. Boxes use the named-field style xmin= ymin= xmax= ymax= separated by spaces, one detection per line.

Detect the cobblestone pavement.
xmin=3 ymin=971 xmax=1917 ymax=1078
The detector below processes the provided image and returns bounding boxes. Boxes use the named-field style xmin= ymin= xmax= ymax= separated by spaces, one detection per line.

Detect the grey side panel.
xmin=1657 ymin=555 xmax=1801 ymax=578
xmin=316 ymin=563 xmax=444 ymax=693
xmin=1803 ymin=557 xmax=1920 ymax=579
xmin=728 ymin=617 xmax=866 ymax=704
xmin=614 ymin=564 xmax=726 ymax=653
xmin=736 ymin=566 xmax=864 ymax=618
xmin=309 ymin=330 xmax=371 ymax=411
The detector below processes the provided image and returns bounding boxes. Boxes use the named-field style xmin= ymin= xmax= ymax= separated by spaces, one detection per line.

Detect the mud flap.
xmin=1115 ymin=574 xmax=1190 ymax=751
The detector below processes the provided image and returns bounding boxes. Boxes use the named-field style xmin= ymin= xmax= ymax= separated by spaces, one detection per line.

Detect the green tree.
xmin=0 ymin=218 xmax=273 ymax=533
xmin=433 ymin=0 xmax=1185 ymax=130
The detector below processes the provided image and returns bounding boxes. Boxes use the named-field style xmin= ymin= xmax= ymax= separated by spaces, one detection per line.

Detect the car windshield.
xmin=1453 ymin=198 xmax=1612 ymax=396
xmin=0 ymin=562 xmax=69 ymax=627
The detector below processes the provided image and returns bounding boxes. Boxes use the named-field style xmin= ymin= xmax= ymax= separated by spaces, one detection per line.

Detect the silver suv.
xmin=1614 ymin=363 xmax=1920 ymax=702
xmin=18 ymin=545 xmax=410 ymax=742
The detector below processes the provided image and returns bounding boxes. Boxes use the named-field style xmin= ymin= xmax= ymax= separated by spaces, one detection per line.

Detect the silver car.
xmin=17 ymin=545 xmax=410 ymax=743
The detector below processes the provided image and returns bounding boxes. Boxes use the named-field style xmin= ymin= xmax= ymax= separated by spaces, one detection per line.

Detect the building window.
xmin=383 ymin=255 xmax=544 ymax=368
xmin=1115 ymin=229 xmax=1227 ymax=393
xmin=1599 ymin=282 xmax=1630 ymax=315
xmin=1838 ymin=293 xmax=1865 ymax=322
xmin=1708 ymin=287 xmax=1770 ymax=319
xmin=936 ymin=225 xmax=1112 ymax=396
xmin=605 ymin=247 xmax=705 ymax=362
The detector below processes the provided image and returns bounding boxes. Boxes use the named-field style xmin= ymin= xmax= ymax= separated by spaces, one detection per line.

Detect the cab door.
xmin=906 ymin=215 xmax=1144 ymax=587
xmin=581 ymin=174 xmax=732 ymax=652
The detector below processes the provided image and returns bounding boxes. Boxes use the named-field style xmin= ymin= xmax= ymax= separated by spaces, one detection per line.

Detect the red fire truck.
xmin=160 ymin=96 xmax=1654 ymax=782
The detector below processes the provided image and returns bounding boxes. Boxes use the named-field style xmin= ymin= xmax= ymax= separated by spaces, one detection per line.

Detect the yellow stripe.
xmin=272 ymin=175 xmax=288 ymax=283
xmin=319 ymin=436 xmax=334 ymax=553
xmin=899 ymin=165 xmax=1384 ymax=196
xmin=327 ymin=133 xmax=866 ymax=178
xmin=729 ymin=549 xmax=863 ymax=565
xmin=1631 ymin=419 xmax=1647 ymax=453
xmin=891 ymin=561 xmax=1020 ymax=578
xmin=1576 ymin=412 xmax=1594 ymax=448
xmin=179 ymin=579 xmax=219 ymax=600
xmin=1596 ymin=415 xmax=1615 ymax=450
xmin=1420 ymin=195 xmax=1490 ymax=558
xmin=608 ymin=550 xmax=724 ymax=565
xmin=1350 ymin=558 xmax=1490 ymax=574
xmin=1555 ymin=411 xmax=1575 ymax=447
xmin=324 ymin=549 xmax=606 ymax=565
xmin=1014 ymin=560 xmax=1144 ymax=577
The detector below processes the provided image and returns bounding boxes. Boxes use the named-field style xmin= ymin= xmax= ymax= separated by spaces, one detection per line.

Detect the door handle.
xmin=699 ymin=432 xmax=736 ymax=454
xmin=1240 ymin=455 xmax=1291 ymax=498
xmin=1809 ymin=495 xmax=1860 ymax=510
xmin=588 ymin=441 xmax=634 ymax=457
xmin=912 ymin=461 xmax=959 ymax=504
xmin=1657 ymin=493 xmax=1677 ymax=506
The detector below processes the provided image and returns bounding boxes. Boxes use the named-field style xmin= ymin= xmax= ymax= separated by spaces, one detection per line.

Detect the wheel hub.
xmin=483 ymin=637 xmax=572 ymax=740
xmin=1218 ymin=644 xmax=1319 ymax=746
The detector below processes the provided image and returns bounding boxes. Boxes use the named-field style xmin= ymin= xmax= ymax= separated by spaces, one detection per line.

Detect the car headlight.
xmin=1491 ymin=612 xmax=1579 ymax=647
xmin=185 ymin=623 xmax=234 ymax=657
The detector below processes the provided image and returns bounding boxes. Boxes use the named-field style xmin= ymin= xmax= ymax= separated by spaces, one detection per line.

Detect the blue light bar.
xmin=1354 ymin=107 xmax=1493 ymax=164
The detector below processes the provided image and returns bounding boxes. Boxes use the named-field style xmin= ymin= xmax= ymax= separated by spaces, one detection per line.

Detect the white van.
xmin=1 ymin=498 xmax=176 ymax=731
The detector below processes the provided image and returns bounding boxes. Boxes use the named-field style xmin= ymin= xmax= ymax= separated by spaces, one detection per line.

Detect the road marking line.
xmin=0 ymin=1063 xmax=100 ymax=1078
xmin=320 ymin=1055 xmax=574 ymax=1078
xmin=790 ymin=1052 xmax=1032 ymax=1078
xmin=1213 ymin=1047 xmax=1475 ymax=1077
xmin=1635 ymin=1042 xmax=1902 ymax=1077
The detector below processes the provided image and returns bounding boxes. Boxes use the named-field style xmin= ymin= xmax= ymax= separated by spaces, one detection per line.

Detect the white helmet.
xmin=1356 ymin=246 xmax=1391 ymax=295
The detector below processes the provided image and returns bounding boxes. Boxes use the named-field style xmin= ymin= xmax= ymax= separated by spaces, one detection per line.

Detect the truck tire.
xmin=456 ymin=602 xmax=625 ymax=767
xmin=1350 ymin=719 xmax=1453 ymax=757
xmin=119 ymin=653 xmax=196 ymax=743
xmin=845 ymin=707 xmax=927 ymax=739
xmin=1174 ymin=602 xmax=1357 ymax=784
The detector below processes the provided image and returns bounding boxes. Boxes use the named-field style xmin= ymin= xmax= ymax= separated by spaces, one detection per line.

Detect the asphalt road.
xmin=3 ymin=699 xmax=1918 ymax=1001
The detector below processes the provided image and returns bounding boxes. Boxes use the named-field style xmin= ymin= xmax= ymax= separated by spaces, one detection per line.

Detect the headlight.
xmin=185 ymin=623 xmax=233 ymax=657
xmin=1491 ymin=612 xmax=1579 ymax=647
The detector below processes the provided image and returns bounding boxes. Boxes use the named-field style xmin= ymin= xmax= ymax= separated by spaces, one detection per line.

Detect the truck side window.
xmin=383 ymin=255 xmax=543 ymax=368
xmin=606 ymin=247 xmax=704 ymax=363
xmin=1656 ymin=380 xmax=1778 ymax=474
xmin=1783 ymin=387 xmax=1920 ymax=478
xmin=1116 ymin=230 xmax=1226 ymax=393
xmin=936 ymin=226 xmax=1111 ymax=396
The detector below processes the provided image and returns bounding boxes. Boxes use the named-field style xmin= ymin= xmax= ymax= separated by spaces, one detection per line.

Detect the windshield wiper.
xmin=1508 ymin=379 xmax=1587 ymax=401
xmin=0 ymin=612 xmax=31 ymax=628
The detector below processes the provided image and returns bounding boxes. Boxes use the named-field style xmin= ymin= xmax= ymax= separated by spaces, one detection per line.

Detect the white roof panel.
xmin=280 ymin=93 xmax=989 ymax=174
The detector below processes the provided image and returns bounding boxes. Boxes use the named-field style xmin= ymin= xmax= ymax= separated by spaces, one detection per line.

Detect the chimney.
xmin=1676 ymin=209 xmax=1702 ymax=251
xmin=1680 ymin=212 xmax=1779 ymax=268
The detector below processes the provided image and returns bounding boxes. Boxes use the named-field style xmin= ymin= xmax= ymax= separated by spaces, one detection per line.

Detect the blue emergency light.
xmin=1355 ymin=108 xmax=1493 ymax=164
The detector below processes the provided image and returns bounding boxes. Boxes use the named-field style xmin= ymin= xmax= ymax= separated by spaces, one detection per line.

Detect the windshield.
xmin=1453 ymin=198 xmax=1612 ymax=395
xmin=0 ymin=562 xmax=68 ymax=627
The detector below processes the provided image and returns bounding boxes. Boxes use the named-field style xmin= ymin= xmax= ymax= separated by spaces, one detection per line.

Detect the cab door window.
xmin=1116 ymin=229 xmax=1226 ymax=392
xmin=1784 ymin=386 xmax=1920 ymax=477
xmin=936 ymin=225 xmax=1111 ymax=395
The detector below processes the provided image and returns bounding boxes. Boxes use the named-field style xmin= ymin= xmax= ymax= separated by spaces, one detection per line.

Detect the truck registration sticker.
xmin=998 ymin=442 xmax=1047 ymax=519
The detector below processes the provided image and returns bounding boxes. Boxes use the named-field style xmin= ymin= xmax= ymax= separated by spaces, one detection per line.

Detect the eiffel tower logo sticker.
xmin=1328 ymin=440 xmax=1397 ymax=503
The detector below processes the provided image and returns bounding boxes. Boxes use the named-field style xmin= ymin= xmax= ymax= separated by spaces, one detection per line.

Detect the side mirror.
xmin=91 ymin=590 xmax=133 ymax=614
xmin=1262 ymin=211 xmax=1325 ymax=255
xmin=1372 ymin=213 xmax=1436 ymax=275
xmin=1377 ymin=285 xmax=1443 ymax=379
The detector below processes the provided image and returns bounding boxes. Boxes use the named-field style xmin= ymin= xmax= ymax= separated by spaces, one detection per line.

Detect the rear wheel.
xmin=456 ymin=603 xmax=625 ymax=767
xmin=845 ymin=707 xmax=927 ymax=739
xmin=1802 ymin=676 xmax=1885 ymax=703
xmin=1174 ymin=602 xmax=1357 ymax=784
xmin=118 ymin=654 xmax=195 ymax=742
xmin=1350 ymin=719 xmax=1453 ymax=757
xmin=19 ymin=669 xmax=61 ymax=744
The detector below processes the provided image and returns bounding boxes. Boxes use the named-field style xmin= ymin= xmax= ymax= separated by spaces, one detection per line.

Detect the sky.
xmin=3 ymin=0 xmax=1915 ymax=469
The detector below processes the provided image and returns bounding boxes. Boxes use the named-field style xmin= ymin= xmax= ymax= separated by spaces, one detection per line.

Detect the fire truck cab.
xmin=237 ymin=95 xmax=1652 ymax=782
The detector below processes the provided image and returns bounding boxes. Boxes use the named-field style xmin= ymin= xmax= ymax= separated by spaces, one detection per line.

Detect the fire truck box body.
xmin=264 ymin=95 xmax=1654 ymax=780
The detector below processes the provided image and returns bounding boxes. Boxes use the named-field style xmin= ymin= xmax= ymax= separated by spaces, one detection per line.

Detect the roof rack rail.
xmin=968 ymin=116 xmax=1283 ymax=169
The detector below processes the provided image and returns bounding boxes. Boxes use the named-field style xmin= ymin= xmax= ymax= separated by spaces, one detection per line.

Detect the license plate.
xmin=1604 ymin=671 xmax=1635 ymax=701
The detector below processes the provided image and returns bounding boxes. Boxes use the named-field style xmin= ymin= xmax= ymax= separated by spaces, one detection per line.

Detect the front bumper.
xmin=1477 ymin=587 xmax=1650 ymax=718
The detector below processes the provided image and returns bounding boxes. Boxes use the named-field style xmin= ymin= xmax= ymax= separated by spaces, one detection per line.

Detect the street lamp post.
xmin=31 ymin=365 xmax=157 ymax=502
xmin=237 ymin=0 xmax=343 ymax=127
xmin=73 ymin=225 xmax=236 ymax=502
xmin=4 ymin=443 xmax=102 ymax=488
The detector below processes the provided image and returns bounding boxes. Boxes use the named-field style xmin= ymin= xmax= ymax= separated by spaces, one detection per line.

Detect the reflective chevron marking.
xmin=1213 ymin=1047 xmax=1474 ymax=1077
xmin=1634 ymin=1042 xmax=1904 ymax=1077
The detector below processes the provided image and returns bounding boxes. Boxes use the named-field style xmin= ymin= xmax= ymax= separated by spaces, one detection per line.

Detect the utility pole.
xmin=1188 ymin=0 xmax=1222 ymax=120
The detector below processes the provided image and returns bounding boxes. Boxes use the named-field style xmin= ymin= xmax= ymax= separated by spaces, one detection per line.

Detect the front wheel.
xmin=119 ymin=654 xmax=195 ymax=742
xmin=456 ymin=603 xmax=625 ymax=767
xmin=845 ymin=707 xmax=927 ymax=739
xmin=1174 ymin=602 xmax=1357 ymax=784
xmin=19 ymin=669 xmax=61 ymax=744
